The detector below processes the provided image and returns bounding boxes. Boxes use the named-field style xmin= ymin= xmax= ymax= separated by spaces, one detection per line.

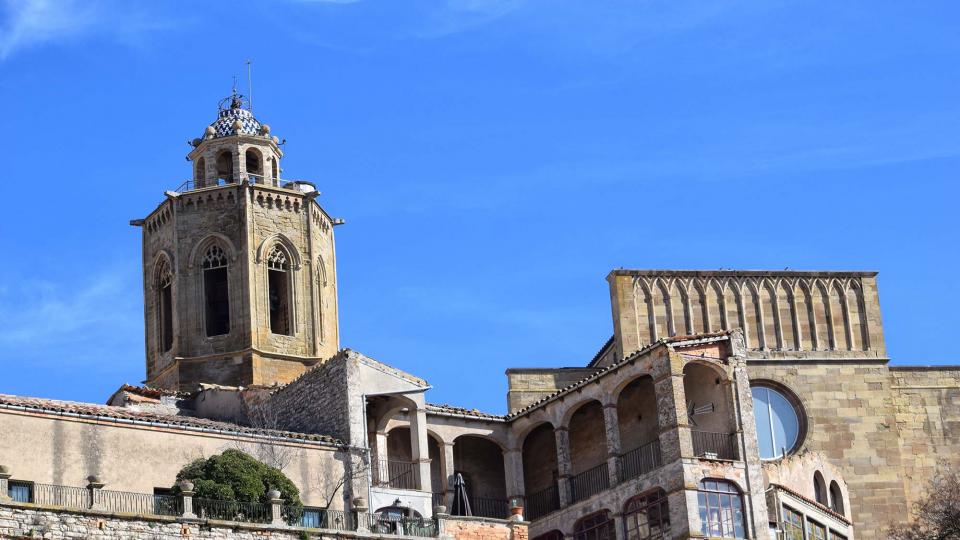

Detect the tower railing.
xmin=172 ymin=174 xmax=286 ymax=193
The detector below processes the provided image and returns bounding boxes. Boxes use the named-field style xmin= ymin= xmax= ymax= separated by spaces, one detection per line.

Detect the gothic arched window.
xmin=267 ymin=245 xmax=293 ymax=336
xmin=156 ymin=258 xmax=174 ymax=352
xmin=574 ymin=511 xmax=615 ymax=540
xmin=202 ymin=244 xmax=230 ymax=336
xmin=245 ymin=148 xmax=263 ymax=183
xmin=814 ymin=471 xmax=827 ymax=506
xmin=829 ymin=481 xmax=845 ymax=515
xmin=697 ymin=479 xmax=745 ymax=538
xmin=215 ymin=150 xmax=233 ymax=184
xmin=624 ymin=489 xmax=670 ymax=540
xmin=195 ymin=157 xmax=206 ymax=186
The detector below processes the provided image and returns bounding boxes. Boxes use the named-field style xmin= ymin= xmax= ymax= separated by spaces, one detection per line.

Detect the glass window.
xmin=782 ymin=506 xmax=803 ymax=540
xmin=751 ymin=386 xmax=801 ymax=459
xmin=807 ymin=519 xmax=827 ymax=540
xmin=624 ymin=489 xmax=670 ymax=540
xmin=697 ymin=480 xmax=745 ymax=538
xmin=830 ymin=531 xmax=848 ymax=540
xmin=8 ymin=481 xmax=32 ymax=503
xmin=574 ymin=511 xmax=616 ymax=540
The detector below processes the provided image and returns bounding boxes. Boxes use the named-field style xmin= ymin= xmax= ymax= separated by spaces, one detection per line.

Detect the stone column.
xmin=179 ymin=480 xmax=197 ymax=518
xmin=443 ymin=442 xmax=456 ymax=508
xmin=554 ymin=427 xmax=572 ymax=508
xmin=612 ymin=512 xmax=626 ymax=540
xmin=0 ymin=466 xmax=10 ymax=501
xmin=372 ymin=430 xmax=388 ymax=485
xmin=654 ymin=353 xmax=692 ymax=463
xmin=602 ymin=404 xmax=622 ymax=486
xmin=268 ymin=489 xmax=285 ymax=526
xmin=86 ymin=475 xmax=105 ymax=510
xmin=409 ymin=406 xmax=433 ymax=492
xmin=353 ymin=496 xmax=370 ymax=533
xmin=503 ymin=447 xmax=525 ymax=505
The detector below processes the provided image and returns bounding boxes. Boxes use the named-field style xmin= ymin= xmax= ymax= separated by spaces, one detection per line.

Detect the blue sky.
xmin=0 ymin=0 xmax=958 ymax=414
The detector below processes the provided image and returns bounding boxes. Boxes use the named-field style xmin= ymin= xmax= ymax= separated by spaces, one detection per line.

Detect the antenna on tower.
xmin=246 ymin=60 xmax=253 ymax=113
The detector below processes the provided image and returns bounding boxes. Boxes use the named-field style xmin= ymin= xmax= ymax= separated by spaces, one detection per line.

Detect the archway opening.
xmin=683 ymin=363 xmax=737 ymax=459
xmin=245 ymin=148 xmax=263 ymax=182
xmin=617 ymin=376 xmax=660 ymax=479
xmin=215 ymin=150 xmax=233 ymax=184
xmin=568 ymin=400 xmax=609 ymax=502
xmin=522 ymin=423 xmax=558 ymax=520
xmin=453 ymin=435 xmax=506 ymax=518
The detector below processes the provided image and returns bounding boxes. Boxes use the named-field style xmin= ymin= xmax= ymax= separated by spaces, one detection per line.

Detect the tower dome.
xmin=204 ymin=91 xmax=266 ymax=139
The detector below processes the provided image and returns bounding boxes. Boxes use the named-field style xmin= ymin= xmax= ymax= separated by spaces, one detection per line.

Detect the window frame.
xmin=623 ymin=489 xmax=671 ymax=540
xmin=697 ymin=479 xmax=747 ymax=539
xmin=750 ymin=381 xmax=806 ymax=460
xmin=267 ymin=244 xmax=294 ymax=336
xmin=201 ymin=243 xmax=231 ymax=337
xmin=574 ymin=510 xmax=616 ymax=540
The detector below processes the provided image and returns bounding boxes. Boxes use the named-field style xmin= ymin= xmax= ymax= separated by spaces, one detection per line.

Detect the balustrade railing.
xmin=471 ymin=496 xmax=509 ymax=519
xmin=31 ymin=483 xmax=91 ymax=510
xmin=194 ymin=498 xmax=272 ymax=523
xmin=173 ymin=174 xmax=284 ymax=194
xmin=619 ymin=439 xmax=662 ymax=481
xmin=3 ymin=481 xmax=443 ymax=536
xmin=373 ymin=459 xmax=421 ymax=490
xmin=691 ymin=430 xmax=739 ymax=460
xmin=98 ymin=490 xmax=182 ymax=516
xmin=525 ymin=485 xmax=560 ymax=521
xmin=569 ymin=462 xmax=610 ymax=503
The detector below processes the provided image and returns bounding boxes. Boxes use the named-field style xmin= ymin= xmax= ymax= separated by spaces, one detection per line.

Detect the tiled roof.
xmin=426 ymin=403 xmax=505 ymax=421
xmin=770 ymin=483 xmax=851 ymax=525
xmin=0 ymin=393 xmax=341 ymax=446
xmin=111 ymin=384 xmax=185 ymax=401
xmin=506 ymin=332 xmax=731 ymax=419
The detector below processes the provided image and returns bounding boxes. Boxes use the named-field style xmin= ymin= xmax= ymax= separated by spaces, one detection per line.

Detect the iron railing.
xmin=619 ymin=439 xmax=662 ymax=481
xmin=194 ymin=498 xmax=272 ymax=523
xmin=172 ymin=174 xmax=289 ymax=193
xmin=691 ymin=430 xmax=739 ymax=460
xmin=362 ymin=513 xmax=438 ymax=538
xmin=525 ymin=485 xmax=560 ymax=521
xmin=31 ymin=483 xmax=91 ymax=510
xmin=471 ymin=496 xmax=509 ymax=519
xmin=372 ymin=459 xmax=421 ymax=490
xmin=98 ymin=490 xmax=182 ymax=516
xmin=569 ymin=462 xmax=610 ymax=503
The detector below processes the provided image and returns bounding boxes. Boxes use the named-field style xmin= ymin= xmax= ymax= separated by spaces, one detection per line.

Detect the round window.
xmin=751 ymin=385 xmax=802 ymax=459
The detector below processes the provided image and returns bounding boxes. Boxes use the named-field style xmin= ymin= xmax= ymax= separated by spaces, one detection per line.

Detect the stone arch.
xmin=566 ymin=400 xmax=607 ymax=476
xmin=615 ymin=375 xmax=659 ymax=470
xmin=690 ymin=279 xmax=708 ymax=334
xmin=848 ymin=279 xmax=869 ymax=350
xmin=814 ymin=471 xmax=828 ymax=506
xmin=743 ymin=280 xmax=764 ymax=349
xmin=453 ymin=434 xmax=507 ymax=515
xmin=244 ymin=147 xmax=264 ymax=181
xmin=829 ymin=480 xmax=845 ymax=515
xmin=671 ymin=279 xmax=691 ymax=335
xmin=796 ymin=280 xmax=817 ymax=350
xmin=707 ymin=279 xmax=726 ymax=332
xmin=194 ymin=157 xmax=206 ymax=185
xmin=761 ymin=279 xmax=780 ymax=349
xmin=215 ymin=149 xmax=233 ymax=183
xmin=153 ymin=252 xmax=175 ymax=354
xmin=634 ymin=277 xmax=657 ymax=345
xmin=830 ymin=280 xmax=852 ymax=350
xmin=255 ymin=234 xmax=302 ymax=269
xmin=188 ymin=234 xmax=238 ymax=270
xmin=316 ymin=254 xmax=329 ymax=287
xmin=814 ymin=280 xmax=835 ymax=349
xmin=775 ymin=280 xmax=797 ymax=350
xmin=654 ymin=279 xmax=673 ymax=337
xmin=520 ymin=422 xmax=559 ymax=520
xmin=683 ymin=361 xmax=736 ymax=450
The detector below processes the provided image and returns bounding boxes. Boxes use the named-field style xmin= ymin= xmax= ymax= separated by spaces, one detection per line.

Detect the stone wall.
xmin=505 ymin=369 xmax=599 ymax=415
xmin=607 ymin=270 xmax=886 ymax=364
xmin=0 ymin=503 xmax=528 ymax=540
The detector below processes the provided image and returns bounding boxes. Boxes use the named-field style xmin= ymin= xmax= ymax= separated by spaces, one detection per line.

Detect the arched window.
xmin=267 ymin=245 xmax=293 ymax=335
xmin=194 ymin=157 xmax=206 ymax=186
xmin=156 ymin=258 xmax=173 ymax=352
xmin=697 ymin=479 xmax=745 ymax=538
xmin=215 ymin=150 xmax=233 ymax=184
xmin=202 ymin=244 xmax=230 ymax=336
xmin=751 ymin=384 xmax=803 ymax=459
xmin=245 ymin=148 xmax=263 ymax=183
xmin=574 ymin=510 xmax=615 ymax=540
xmin=271 ymin=157 xmax=279 ymax=185
xmin=813 ymin=472 xmax=827 ymax=506
xmin=623 ymin=489 xmax=670 ymax=540
xmin=829 ymin=481 xmax=844 ymax=515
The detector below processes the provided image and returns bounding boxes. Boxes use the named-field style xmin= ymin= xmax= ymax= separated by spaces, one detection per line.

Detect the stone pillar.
xmin=0 ymin=465 xmax=9 ymax=501
xmin=179 ymin=480 xmax=197 ymax=518
xmin=372 ymin=430 xmax=388 ymax=485
xmin=443 ymin=442 xmax=456 ymax=508
xmin=655 ymin=353 xmax=692 ymax=463
xmin=409 ymin=406 xmax=433 ymax=492
xmin=503 ymin=447 xmax=525 ymax=504
xmin=268 ymin=489 xmax=285 ymax=526
xmin=602 ymin=404 xmax=622 ymax=486
xmin=612 ymin=512 xmax=626 ymax=540
xmin=353 ymin=496 xmax=370 ymax=533
xmin=731 ymin=360 xmax=770 ymax=538
xmin=554 ymin=427 xmax=572 ymax=507
xmin=86 ymin=475 xmax=105 ymax=510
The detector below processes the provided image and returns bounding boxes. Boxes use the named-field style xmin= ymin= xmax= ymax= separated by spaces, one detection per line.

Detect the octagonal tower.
xmin=135 ymin=91 xmax=340 ymax=391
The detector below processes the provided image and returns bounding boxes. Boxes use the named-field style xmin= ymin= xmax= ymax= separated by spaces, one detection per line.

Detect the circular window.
xmin=751 ymin=384 xmax=803 ymax=459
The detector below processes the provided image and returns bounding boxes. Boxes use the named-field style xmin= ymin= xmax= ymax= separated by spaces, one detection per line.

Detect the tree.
xmin=233 ymin=407 xmax=302 ymax=472
xmin=889 ymin=467 xmax=960 ymax=540
xmin=172 ymin=449 xmax=303 ymax=520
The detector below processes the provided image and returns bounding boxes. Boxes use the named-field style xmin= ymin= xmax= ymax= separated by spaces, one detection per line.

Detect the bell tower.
xmin=135 ymin=91 xmax=340 ymax=392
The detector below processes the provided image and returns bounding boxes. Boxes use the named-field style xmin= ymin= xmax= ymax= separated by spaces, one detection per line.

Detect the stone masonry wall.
xmin=505 ymin=369 xmax=599 ymax=414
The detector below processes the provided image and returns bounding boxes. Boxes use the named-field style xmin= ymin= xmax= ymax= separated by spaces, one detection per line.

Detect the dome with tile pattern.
xmin=204 ymin=92 xmax=266 ymax=139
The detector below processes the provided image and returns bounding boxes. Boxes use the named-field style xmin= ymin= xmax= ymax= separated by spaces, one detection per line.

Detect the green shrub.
xmin=172 ymin=449 xmax=302 ymax=514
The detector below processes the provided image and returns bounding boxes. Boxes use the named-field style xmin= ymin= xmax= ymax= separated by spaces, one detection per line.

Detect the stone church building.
xmin=0 ymin=93 xmax=958 ymax=540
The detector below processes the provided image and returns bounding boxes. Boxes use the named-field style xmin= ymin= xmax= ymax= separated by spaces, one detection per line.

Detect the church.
xmin=0 ymin=92 xmax=958 ymax=540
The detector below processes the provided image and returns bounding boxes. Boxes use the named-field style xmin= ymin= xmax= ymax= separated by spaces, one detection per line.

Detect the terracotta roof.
xmin=506 ymin=332 xmax=731 ymax=419
xmin=0 ymin=393 xmax=341 ymax=446
xmin=426 ymin=403 xmax=505 ymax=421
xmin=770 ymin=483 xmax=851 ymax=525
xmin=110 ymin=384 xmax=185 ymax=401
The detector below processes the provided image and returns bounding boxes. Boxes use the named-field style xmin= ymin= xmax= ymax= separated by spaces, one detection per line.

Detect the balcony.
xmin=569 ymin=462 xmax=610 ymax=503
xmin=619 ymin=439 xmax=662 ymax=481
xmin=170 ymin=175 xmax=317 ymax=195
xmin=525 ymin=485 xmax=560 ymax=521
xmin=372 ymin=459 xmax=421 ymax=491
xmin=691 ymin=430 xmax=739 ymax=460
